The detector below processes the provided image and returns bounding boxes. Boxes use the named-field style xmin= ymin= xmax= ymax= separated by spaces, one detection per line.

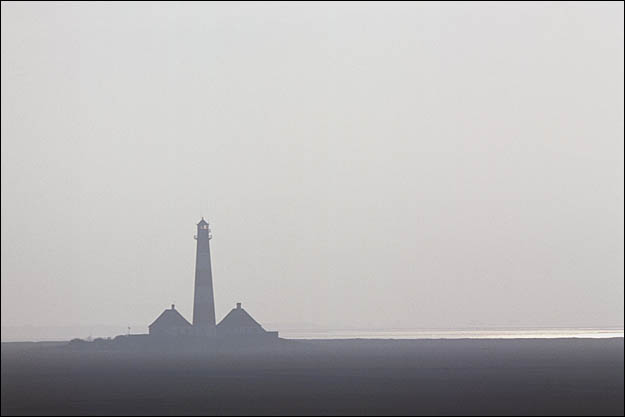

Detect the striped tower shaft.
xmin=192 ymin=219 xmax=216 ymax=334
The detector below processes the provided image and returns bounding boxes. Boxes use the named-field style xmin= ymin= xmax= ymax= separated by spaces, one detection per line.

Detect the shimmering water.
xmin=280 ymin=328 xmax=624 ymax=340
xmin=1 ymin=327 xmax=622 ymax=342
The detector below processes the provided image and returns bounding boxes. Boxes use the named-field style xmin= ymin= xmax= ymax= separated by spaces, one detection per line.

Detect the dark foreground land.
xmin=2 ymin=338 xmax=623 ymax=416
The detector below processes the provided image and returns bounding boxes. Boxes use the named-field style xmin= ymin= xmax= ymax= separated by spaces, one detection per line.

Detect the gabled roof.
xmin=217 ymin=304 xmax=264 ymax=330
xmin=197 ymin=218 xmax=209 ymax=226
xmin=149 ymin=307 xmax=192 ymax=330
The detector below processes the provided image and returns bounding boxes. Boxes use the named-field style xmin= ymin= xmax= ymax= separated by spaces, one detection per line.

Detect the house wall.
xmin=149 ymin=325 xmax=192 ymax=337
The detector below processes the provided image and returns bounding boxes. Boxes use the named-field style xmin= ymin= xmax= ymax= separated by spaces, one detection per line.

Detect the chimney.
xmin=171 ymin=304 xmax=175 ymax=310
xmin=236 ymin=303 xmax=241 ymax=310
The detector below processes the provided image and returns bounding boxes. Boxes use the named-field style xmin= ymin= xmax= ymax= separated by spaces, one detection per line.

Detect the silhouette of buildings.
xmin=147 ymin=219 xmax=278 ymax=342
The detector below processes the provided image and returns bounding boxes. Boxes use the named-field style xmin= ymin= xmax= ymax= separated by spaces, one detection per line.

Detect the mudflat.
xmin=2 ymin=338 xmax=623 ymax=415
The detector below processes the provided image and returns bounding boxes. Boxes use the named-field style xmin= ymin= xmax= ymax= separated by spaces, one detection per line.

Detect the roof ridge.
xmin=149 ymin=307 xmax=192 ymax=329
xmin=217 ymin=306 xmax=263 ymax=329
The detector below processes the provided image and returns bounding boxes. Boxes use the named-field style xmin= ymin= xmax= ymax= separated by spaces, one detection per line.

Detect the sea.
xmin=279 ymin=328 xmax=624 ymax=340
xmin=1 ymin=326 xmax=622 ymax=342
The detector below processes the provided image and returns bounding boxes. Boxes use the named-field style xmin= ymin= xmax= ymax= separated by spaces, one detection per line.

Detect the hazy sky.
xmin=2 ymin=2 xmax=623 ymax=333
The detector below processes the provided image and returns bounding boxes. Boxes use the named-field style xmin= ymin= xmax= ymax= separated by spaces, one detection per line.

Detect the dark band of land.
xmin=2 ymin=338 xmax=623 ymax=416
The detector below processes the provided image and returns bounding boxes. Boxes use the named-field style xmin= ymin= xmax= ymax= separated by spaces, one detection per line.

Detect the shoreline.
xmin=2 ymin=335 xmax=624 ymax=346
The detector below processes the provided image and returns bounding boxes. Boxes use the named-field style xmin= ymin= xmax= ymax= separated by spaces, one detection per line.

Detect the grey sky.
xmin=1 ymin=2 xmax=623 ymax=332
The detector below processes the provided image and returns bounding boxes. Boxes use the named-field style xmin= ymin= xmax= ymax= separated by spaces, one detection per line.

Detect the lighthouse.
xmin=192 ymin=218 xmax=216 ymax=335
xmin=146 ymin=218 xmax=278 ymax=342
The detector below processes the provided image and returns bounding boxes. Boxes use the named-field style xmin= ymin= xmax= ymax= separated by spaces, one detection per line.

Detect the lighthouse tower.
xmin=192 ymin=218 xmax=216 ymax=335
